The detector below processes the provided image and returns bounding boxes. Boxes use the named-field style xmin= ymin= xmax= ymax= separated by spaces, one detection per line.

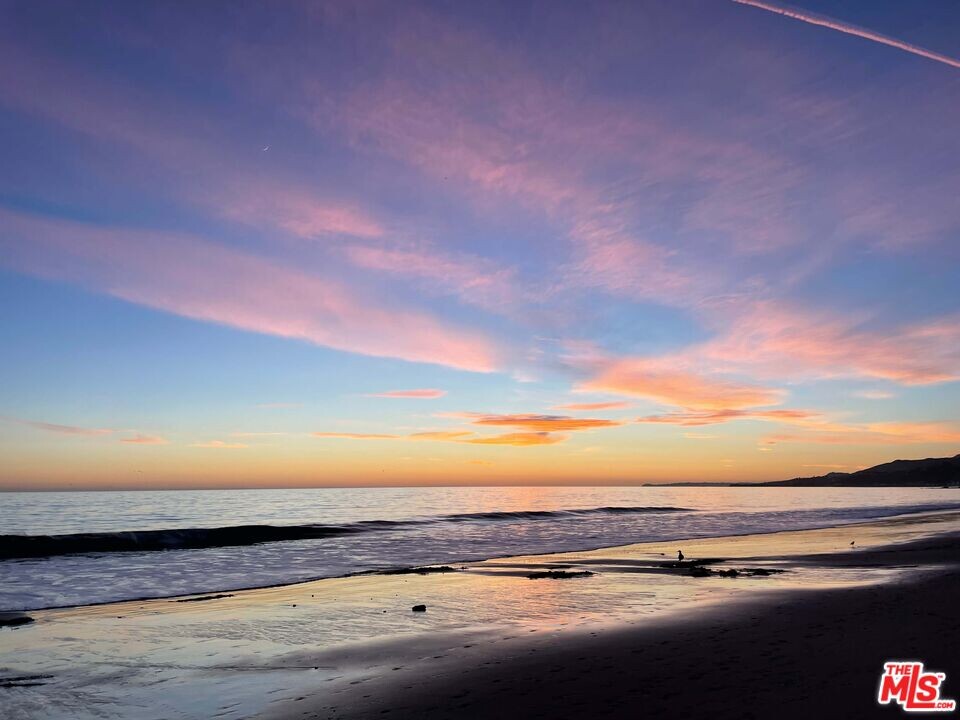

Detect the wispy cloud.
xmin=344 ymin=244 xmax=519 ymax=312
xmin=221 ymin=187 xmax=385 ymax=241
xmin=733 ymin=0 xmax=960 ymax=71
xmin=1 ymin=209 xmax=499 ymax=373
xmin=120 ymin=434 xmax=169 ymax=445
xmin=762 ymin=421 xmax=960 ymax=446
xmin=465 ymin=432 xmax=563 ymax=446
xmin=312 ymin=413 xmax=615 ymax=447
xmin=367 ymin=389 xmax=447 ymax=399
xmin=408 ymin=430 xmax=474 ymax=441
xmin=637 ymin=408 xmax=818 ymax=427
xmin=554 ymin=400 xmax=632 ymax=411
xmin=189 ymin=440 xmax=248 ymax=449
xmin=701 ymin=300 xmax=960 ymax=386
xmin=460 ymin=413 xmax=623 ymax=432
xmin=852 ymin=390 xmax=895 ymax=400
xmin=12 ymin=419 xmax=113 ymax=436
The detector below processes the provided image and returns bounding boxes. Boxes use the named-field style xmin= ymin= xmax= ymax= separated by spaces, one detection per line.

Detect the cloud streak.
xmin=554 ymin=401 xmax=632 ymax=411
xmin=368 ymin=389 xmax=447 ymax=399
xmin=0 ymin=209 xmax=498 ymax=373
xmin=457 ymin=413 xmax=622 ymax=432
xmin=121 ymin=434 xmax=169 ymax=445
xmin=6 ymin=418 xmax=113 ymax=436
xmin=733 ymin=0 xmax=960 ymax=71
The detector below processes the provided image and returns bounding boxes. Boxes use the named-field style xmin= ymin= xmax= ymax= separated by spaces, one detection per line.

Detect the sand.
xmin=308 ymin=537 xmax=960 ymax=720
xmin=2 ymin=511 xmax=958 ymax=719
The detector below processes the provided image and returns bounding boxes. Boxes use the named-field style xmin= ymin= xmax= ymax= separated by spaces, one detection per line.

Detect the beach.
xmin=2 ymin=509 xmax=958 ymax=719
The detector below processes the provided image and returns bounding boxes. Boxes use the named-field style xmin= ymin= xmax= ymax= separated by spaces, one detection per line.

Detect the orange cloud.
xmin=637 ymin=408 xmax=818 ymax=426
xmin=368 ymin=389 xmax=446 ymax=399
xmin=580 ymin=360 xmax=782 ymax=411
xmin=1 ymin=209 xmax=498 ymax=373
xmin=554 ymin=401 xmax=632 ymax=411
xmin=466 ymin=432 xmax=564 ymax=446
xmin=408 ymin=431 xmax=474 ymax=441
xmin=466 ymin=413 xmax=622 ymax=432
xmin=312 ymin=427 xmax=575 ymax=446
xmin=121 ymin=434 xmax=169 ymax=445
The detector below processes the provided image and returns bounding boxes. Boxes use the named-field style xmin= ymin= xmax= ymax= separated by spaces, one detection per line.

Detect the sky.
xmin=1 ymin=0 xmax=959 ymax=490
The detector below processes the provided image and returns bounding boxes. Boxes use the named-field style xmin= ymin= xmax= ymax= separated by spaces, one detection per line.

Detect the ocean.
xmin=2 ymin=486 xmax=958 ymax=611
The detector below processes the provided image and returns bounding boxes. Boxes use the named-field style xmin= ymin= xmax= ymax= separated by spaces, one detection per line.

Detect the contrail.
xmin=733 ymin=0 xmax=960 ymax=70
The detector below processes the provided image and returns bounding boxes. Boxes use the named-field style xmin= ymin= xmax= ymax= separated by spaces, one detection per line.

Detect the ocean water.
xmin=1 ymin=486 xmax=958 ymax=610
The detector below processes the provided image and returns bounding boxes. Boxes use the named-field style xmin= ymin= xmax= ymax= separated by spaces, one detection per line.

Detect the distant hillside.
xmin=762 ymin=454 xmax=960 ymax=487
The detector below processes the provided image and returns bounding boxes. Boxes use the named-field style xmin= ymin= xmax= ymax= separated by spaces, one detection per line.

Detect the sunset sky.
xmin=1 ymin=0 xmax=959 ymax=489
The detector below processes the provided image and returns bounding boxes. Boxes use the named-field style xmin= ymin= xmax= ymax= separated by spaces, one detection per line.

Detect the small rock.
xmin=0 ymin=613 xmax=34 ymax=628
xmin=526 ymin=570 xmax=594 ymax=580
xmin=412 ymin=604 xmax=427 ymax=612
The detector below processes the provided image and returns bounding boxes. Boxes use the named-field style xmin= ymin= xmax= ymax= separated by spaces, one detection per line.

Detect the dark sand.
xmin=295 ymin=536 xmax=960 ymax=720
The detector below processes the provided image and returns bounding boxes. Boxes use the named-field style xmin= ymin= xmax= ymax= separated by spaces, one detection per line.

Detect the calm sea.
xmin=1 ymin=486 xmax=958 ymax=610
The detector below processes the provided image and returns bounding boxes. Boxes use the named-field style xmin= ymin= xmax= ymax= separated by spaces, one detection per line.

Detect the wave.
xmin=0 ymin=505 xmax=692 ymax=560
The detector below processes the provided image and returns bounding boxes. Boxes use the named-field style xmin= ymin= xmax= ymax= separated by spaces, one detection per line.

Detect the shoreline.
xmin=2 ymin=512 xmax=958 ymax=719
xmin=6 ymin=505 xmax=960 ymax=613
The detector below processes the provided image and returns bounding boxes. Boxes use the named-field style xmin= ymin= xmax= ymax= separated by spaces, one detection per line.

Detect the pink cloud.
xmin=637 ymin=408 xmax=817 ymax=426
xmin=554 ymin=401 xmax=632 ymax=411
xmin=220 ymin=186 xmax=384 ymax=240
xmin=313 ymin=432 xmax=400 ymax=440
xmin=580 ymin=359 xmax=783 ymax=411
xmin=367 ymin=389 xmax=447 ymax=399
xmin=344 ymin=244 xmax=519 ymax=312
xmin=465 ymin=413 xmax=622 ymax=432
xmin=0 ymin=209 xmax=498 ymax=373
xmin=121 ymin=434 xmax=169 ymax=445
xmin=10 ymin=419 xmax=113 ymax=436
xmin=852 ymin=390 xmax=895 ymax=400
xmin=701 ymin=300 xmax=960 ymax=385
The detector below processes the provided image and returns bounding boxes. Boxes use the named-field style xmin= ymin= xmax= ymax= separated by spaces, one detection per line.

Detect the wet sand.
xmin=309 ymin=536 xmax=960 ymax=720
xmin=2 ymin=511 xmax=958 ymax=719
